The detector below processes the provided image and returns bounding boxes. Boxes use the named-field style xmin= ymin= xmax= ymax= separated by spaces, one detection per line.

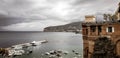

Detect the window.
xmin=98 ymin=26 xmax=102 ymax=32
xmin=90 ymin=26 xmax=96 ymax=32
xmin=86 ymin=29 xmax=88 ymax=35
xmin=108 ymin=27 xmax=112 ymax=32
xmin=107 ymin=27 xmax=114 ymax=33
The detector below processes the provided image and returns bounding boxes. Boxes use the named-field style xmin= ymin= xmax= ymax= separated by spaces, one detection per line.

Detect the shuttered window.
xmin=106 ymin=27 xmax=114 ymax=33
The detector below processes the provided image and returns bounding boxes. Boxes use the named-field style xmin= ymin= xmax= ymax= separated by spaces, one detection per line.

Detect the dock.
xmin=0 ymin=40 xmax=48 ymax=57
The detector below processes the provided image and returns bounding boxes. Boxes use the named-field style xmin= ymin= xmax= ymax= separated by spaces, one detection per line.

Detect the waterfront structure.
xmin=82 ymin=2 xmax=120 ymax=58
xmin=85 ymin=15 xmax=96 ymax=23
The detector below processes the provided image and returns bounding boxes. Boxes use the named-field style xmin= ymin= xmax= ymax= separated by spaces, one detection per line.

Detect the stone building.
xmin=82 ymin=3 xmax=120 ymax=58
xmin=85 ymin=15 xmax=96 ymax=23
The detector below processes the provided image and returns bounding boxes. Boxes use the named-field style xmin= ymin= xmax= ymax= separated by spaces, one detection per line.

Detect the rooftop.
xmin=82 ymin=20 xmax=120 ymax=26
xmin=85 ymin=15 xmax=95 ymax=18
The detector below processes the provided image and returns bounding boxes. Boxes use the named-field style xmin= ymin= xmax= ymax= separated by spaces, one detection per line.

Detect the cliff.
xmin=44 ymin=22 xmax=82 ymax=33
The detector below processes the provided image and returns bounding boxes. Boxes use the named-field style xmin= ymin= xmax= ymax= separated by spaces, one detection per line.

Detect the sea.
xmin=0 ymin=32 xmax=83 ymax=58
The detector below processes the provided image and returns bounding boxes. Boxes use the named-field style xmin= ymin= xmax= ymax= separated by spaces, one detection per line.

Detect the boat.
xmin=30 ymin=40 xmax=48 ymax=46
xmin=22 ymin=43 xmax=32 ymax=48
xmin=41 ymin=40 xmax=48 ymax=43
xmin=1 ymin=40 xmax=48 ymax=57
xmin=6 ymin=40 xmax=48 ymax=57
xmin=8 ymin=49 xmax=25 ymax=57
xmin=30 ymin=41 xmax=38 ymax=46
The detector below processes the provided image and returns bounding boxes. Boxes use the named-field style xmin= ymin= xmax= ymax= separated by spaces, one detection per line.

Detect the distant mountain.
xmin=44 ymin=22 xmax=82 ymax=33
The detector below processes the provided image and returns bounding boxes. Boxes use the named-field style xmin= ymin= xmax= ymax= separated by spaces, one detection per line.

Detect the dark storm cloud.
xmin=0 ymin=14 xmax=23 ymax=26
xmin=0 ymin=0 xmax=40 ymax=26
xmin=0 ymin=14 xmax=40 ymax=26
xmin=0 ymin=0 xmax=119 ymax=31
xmin=0 ymin=0 xmax=32 ymax=9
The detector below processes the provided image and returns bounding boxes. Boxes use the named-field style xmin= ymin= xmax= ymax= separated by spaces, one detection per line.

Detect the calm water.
xmin=0 ymin=32 xmax=83 ymax=58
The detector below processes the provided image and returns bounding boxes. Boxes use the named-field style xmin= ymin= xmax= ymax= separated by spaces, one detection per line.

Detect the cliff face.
xmin=43 ymin=22 xmax=82 ymax=33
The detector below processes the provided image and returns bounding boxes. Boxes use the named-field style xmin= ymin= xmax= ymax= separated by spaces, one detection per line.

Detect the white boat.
xmin=4 ymin=40 xmax=48 ymax=57
xmin=41 ymin=40 xmax=48 ymax=43
xmin=30 ymin=41 xmax=38 ymax=46
xmin=30 ymin=40 xmax=48 ymax=46
xmin=22 ymin=43 xmax=32 ymax=48
xmin=45 ymin=52 xmax=50 ymax=55
xmin=8 ymin=49 xmax=15 ymax=56
xmin=11 ymin=45 xmax=23 ymax=50
xmin=8 ymin=49 xmax=25 ymax=56
xmin=13 ymin=50 xmax=25 ymax=56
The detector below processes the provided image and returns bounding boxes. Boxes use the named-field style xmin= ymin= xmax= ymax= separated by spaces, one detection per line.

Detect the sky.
xmin=0 ymin=0 xmax=119 ymax=31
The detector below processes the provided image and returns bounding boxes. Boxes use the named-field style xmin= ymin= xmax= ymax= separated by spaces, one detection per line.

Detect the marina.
xmin=0 ymin=40 xmax=48 ymax=57
xmin=0 ymin=32 xmax=83 ymax=58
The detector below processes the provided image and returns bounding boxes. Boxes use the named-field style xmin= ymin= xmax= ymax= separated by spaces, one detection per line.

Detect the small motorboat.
xmin=26 ymin=50 xmax=33 ymax=55
xmin=41 ymin=40 xmax=48 ymax=43
xmin=63 ymin=51 xmax=69 ymax=55
xmin=45 ymin=52 xmax=50 ymax=55
xmin=11 ymin=45 xmax=23 ymax=50
xmin=72 ymin=50 xmax=75 ymax=53
xmin=8 ymin=49 xmax=25 ymax=57
xmin=30 ymin=41 xmax=37 ymax=46
xmin=30 ymin=40 xmax=48 ymax=46
xmin=75 ymin=52 xmax=79 ymax=55
xmin=22 ymin=43 xmax=32 ymax=48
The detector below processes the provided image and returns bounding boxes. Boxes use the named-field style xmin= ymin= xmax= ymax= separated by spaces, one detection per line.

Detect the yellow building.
xmin=85 ymin=15 xmax=96 ymax=23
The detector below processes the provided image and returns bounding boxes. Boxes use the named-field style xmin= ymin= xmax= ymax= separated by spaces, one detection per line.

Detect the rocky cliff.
xmin=44 ymin=22 xmax=82 ymax=33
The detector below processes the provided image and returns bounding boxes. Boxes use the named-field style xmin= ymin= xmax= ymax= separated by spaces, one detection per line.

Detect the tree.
xmin=92 ymin=37 xmax=116 ymax=58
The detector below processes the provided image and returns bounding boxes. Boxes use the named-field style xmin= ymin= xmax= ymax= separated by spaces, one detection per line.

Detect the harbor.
xmin=0 ymin=32 xmax=83 ymax=58
xmin=0 ymin=40 xmax=48 ymax=57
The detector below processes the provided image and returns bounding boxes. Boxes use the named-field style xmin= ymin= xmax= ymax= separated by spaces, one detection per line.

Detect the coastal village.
xmin=82 ymin=2 xmax=120 ymax=58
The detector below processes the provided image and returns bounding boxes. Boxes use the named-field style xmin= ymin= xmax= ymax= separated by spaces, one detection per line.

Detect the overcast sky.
xmin=0 ymin=0 xmax=119 ymax=31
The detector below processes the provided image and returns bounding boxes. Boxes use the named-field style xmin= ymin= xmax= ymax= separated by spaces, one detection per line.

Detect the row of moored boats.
xmin=0 ymin=40 xmax=48 ymax=57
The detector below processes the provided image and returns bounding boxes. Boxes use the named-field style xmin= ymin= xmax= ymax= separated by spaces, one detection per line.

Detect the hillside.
xmin=43 ymin=22 xmax=82 ymax=33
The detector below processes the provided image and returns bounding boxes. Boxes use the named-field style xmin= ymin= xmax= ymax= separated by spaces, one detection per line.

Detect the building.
xmin=85 ymin=15 xmax=96 ymax=23
xmin=82 ymin=2 xmax=120 ymax=58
